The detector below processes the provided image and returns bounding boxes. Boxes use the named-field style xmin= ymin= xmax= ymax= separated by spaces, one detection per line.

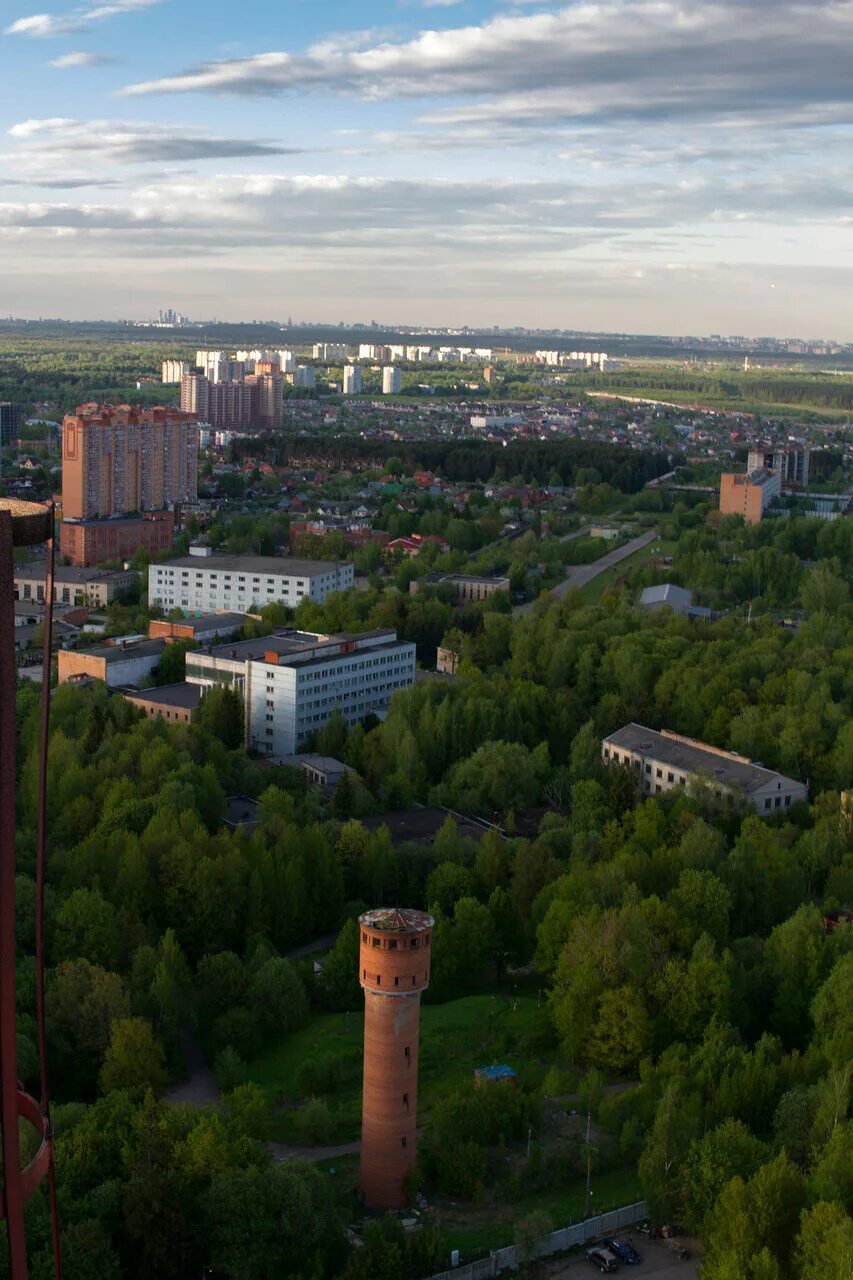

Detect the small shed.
xmin=474 ymin=1064 xmax=518 ymax=1088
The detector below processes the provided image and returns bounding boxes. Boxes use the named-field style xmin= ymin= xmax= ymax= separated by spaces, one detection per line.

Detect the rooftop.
xmin=154 ymin=553 xmax=349 ymax=576
xmin=125 ymin=682 xmax=202 ymax=709
xmin=639 ymin=583 xmax=693 ymax=607
xmin=16 ymin=562 xmax=134 ymax=584
xmin=360 ymin=907 xmax=435 ymax=934
xmin=192 ymin=627 xmax=397 ymax=664
xmin=168 ymin=612 xmax=250 ymax=633
xmin=603 ymin=722 xmax=801 ymax=796
xmin=78 ymin=638 xmax=165 ymax=664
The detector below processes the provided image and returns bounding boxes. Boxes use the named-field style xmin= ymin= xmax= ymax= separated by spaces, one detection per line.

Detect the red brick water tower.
xmin=358 ymin=907 xmax=434 ymax=1209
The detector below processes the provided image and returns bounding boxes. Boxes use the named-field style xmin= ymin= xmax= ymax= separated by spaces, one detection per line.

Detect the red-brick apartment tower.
xmin=359 ymin=907 xmax=434 ymax=1209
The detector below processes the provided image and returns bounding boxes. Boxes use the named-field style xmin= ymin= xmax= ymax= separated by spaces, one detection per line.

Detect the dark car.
xmin=586 ymin=1247 xmax=619 ymax=1273
xmin=606 ymin=1239 xmax=641 ymax=1264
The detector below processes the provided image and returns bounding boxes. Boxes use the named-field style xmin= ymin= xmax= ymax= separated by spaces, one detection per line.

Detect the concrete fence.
xmin=428 ymin=1200 xmax=648 ymax=1280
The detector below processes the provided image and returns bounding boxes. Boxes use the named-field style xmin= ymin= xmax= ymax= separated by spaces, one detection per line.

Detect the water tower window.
xmin=388 ymin=939 xmax=397 ymax=950
xmin=410 ymin=937 xmax=418 ymax=949
xmin=404 ymin=1046 xmax=410 ymax=1063
xmin=401 ymin=1136 xmax=407 ymax=1148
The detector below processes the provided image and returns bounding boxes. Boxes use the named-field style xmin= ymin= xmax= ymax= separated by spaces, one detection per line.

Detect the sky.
xmin=1 ymin=0 xmax=853 ymax=335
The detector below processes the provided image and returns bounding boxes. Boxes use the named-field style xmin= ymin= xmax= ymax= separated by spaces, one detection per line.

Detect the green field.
xmin=247 ymin=990 xmax=555 ymax=1143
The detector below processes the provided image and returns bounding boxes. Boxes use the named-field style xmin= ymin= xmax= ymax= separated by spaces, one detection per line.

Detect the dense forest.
xmin=233 ymin=434 xmax=671 ymax=491
xmin=5 ymin=495 xmax=853 ymax=1276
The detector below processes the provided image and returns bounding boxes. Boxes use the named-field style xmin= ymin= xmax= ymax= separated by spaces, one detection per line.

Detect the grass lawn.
xmin=247 ymin=989 xmax=555 ymax=1143
xmin=577 ymin=539 xmax=678 ymax=605
xmin=440 ymin=1163 xmax=644 ymax=1258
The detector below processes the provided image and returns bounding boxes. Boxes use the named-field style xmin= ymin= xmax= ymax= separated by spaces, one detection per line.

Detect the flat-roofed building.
xmin=148 ymin=612 xmax=250 ymax=644
xmin=719 ymin=468 xmax=780 ymax=524
xmin=124 ymin=681 xmax=202 ymax=724
xmin=15 ymin=562 xmax=136 ymax=607
xmin=601 ymin=722 xmax=808 ymax=813
xmin=148 ymin=548 xmax=354 ymax=613
xmin=58 ymin=638 xmax=166 ymax=688
xmin=185 ymin=627 xmax=415 ymax=757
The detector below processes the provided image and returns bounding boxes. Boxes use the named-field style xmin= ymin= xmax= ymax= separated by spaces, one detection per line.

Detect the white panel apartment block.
xmin=148 ymin=554 xmax=354 ymax=613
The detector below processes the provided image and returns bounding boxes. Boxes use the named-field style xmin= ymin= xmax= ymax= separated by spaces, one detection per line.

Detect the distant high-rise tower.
xmin=358 ymin=908 xmax=433 ymax=1209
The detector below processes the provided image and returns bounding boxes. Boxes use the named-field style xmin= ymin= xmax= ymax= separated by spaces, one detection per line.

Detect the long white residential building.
xmin=148 ymin=546 xmax=354 ymax=613
xmin=185 ymin=628 xmax=416 ymax=756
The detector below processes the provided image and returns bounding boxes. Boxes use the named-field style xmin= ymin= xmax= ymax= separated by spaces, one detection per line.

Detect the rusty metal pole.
xmin=0 ymin=500 xmax=63 ymax=1280
xmin=35 ymin=514 xmax=62 ymax=1280
xmin=0 ymin=507 xmax=28 ymax=1275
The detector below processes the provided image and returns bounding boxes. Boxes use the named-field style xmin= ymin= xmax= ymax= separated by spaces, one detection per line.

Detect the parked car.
xmin=606 ymin=1239 xmax=641 ymax=1264
xmin=585 ymin=1247 xmax=619 ymax=1273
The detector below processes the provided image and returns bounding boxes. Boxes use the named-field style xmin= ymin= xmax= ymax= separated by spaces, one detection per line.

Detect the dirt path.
xmin=164 ymin=1028 xmax=220 ymax=1107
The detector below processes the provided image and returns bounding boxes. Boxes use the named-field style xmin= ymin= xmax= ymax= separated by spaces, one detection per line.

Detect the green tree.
xmin=794 ymin=1201 xmax=853 ymax=1280
xmin=53 ymin=888 xmax=123 ymax=970
xmin=320 ymin=918 xmax=361 ymax=1010
xmin=197 ymin=685 xmax=244 ymax=749
xmin=100 ymin=1017 xmax=167 ymax=1093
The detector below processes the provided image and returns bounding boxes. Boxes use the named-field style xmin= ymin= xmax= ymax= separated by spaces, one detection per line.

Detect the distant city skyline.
xmin=2 ymin=0 xmax=853 ymax=335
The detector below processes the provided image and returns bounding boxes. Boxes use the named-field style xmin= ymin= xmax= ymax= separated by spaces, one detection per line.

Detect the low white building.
xmin=148 ymin=547 xmax=354 ymax=613
xmin=601 ymin=723 xmax=808 ymax=814
xmin=185 ymin=628 xmax=416 ymax=756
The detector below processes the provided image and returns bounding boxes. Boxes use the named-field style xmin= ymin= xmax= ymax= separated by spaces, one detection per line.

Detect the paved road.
xmin=515 ymin=531 xmax=657 ymax=615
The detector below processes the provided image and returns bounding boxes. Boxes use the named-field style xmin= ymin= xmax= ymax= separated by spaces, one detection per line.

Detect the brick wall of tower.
xmin=358 ymin=911 xmax=433 ymax=1209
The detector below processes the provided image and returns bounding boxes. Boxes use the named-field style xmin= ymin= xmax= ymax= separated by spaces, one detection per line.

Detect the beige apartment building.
xmin=62 ymin=403 xmax=198 ymax=521
xmin=602 ymin=723 xmax=808 ymax=814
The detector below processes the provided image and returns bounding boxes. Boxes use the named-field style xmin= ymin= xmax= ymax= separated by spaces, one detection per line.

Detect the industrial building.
xmin=148 ymin=545 xmax=354 ymax=612
xmin=124 ymin=682 xmax=203 ymax=724
xmin=58 ymin=638 xmax=166 ymax=688
xmin=601 ymin=723 xmax=808 ymax=813
xmin=184 ymin=627 xmax=415 ymax=756
xmin=359 ymin=907 xmax=434 ymax=1209
xmin=148 ymin=613 xmax=250 ymax=644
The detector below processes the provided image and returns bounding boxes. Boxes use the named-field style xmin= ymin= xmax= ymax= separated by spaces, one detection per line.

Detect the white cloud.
xmin=121 ymin=0 xmax=853 ymax=139
xmin=49 ymin=49 xmax=113 ymax=66
xmin=4 ymin=118 xmax=304 ymax=169
xmin=5 ymin=0 xmax=160 ymax=37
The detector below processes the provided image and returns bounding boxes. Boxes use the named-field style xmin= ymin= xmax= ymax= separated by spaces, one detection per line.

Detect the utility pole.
xmin=584 ymin=1111 xmax=592 ymax=1217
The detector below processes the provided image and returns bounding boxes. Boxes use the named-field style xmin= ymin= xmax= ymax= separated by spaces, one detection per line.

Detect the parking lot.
xmin=539 ymin=1235 xmax=700 ymax=1280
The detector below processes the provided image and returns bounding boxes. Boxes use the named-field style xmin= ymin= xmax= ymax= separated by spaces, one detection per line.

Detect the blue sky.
xmin=2 ymin=0 xmax=853 ymax=335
